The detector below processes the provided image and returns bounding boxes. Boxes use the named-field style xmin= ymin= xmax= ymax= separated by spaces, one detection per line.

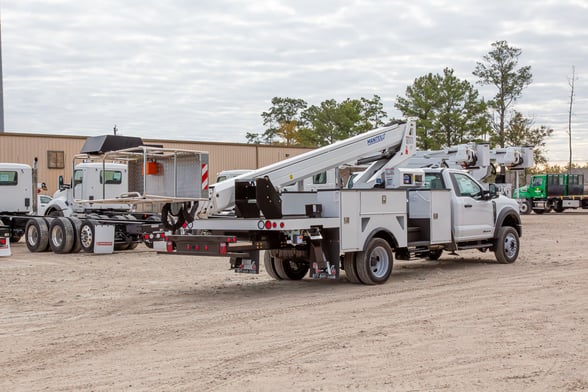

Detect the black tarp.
xmin=80 ymin=135 xmax=145 ymax=154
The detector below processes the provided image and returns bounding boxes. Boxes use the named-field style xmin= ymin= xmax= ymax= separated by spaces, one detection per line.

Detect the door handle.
xmin=464 ymin=204 xmax=472 ymax=208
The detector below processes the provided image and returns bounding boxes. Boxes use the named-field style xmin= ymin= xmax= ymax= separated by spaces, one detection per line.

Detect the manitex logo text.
xmin=367 ymin=134 xmax=385 ymax=145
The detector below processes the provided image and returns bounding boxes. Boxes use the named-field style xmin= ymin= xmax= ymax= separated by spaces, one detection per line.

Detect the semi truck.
xmin=513 ymin=173 xmax=588 ymax=214
xmin=164 ymin=119 xmax=523 ymax=285
xmin=0 ymin=135 xmax=208 ymax=254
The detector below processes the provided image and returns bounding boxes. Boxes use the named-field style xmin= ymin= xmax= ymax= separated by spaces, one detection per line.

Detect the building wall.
xmin=0 ymin=132 xmax=312 ymax=195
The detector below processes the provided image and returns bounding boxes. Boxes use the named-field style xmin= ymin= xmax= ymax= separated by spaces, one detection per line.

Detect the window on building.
xmin=47 ymin=150 xmax=65 ymax=169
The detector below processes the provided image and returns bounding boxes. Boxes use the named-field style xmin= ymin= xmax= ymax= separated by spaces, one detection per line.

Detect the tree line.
xmin=245 ymin=40 xmax=553 ymax=165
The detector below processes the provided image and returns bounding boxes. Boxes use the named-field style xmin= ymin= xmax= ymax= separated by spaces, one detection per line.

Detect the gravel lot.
xmin=1 ymin=212 xmax=587 ymax=391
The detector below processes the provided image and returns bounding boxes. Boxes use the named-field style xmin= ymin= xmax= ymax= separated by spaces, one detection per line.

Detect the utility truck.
xmin=0 ymin=135 xmax=209 ymax=254
xmin=165 ymin=119 xmax=522 ymax=285
xmin=514 ymin=173 xmax=588 ymax=214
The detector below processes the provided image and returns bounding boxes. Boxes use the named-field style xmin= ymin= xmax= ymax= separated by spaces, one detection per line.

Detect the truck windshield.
xmin=531 ymin=177 xmax=543 ymax=187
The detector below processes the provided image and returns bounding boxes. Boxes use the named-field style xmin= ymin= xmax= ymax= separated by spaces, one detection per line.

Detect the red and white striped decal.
xmin=201 ymin=163 xmax=209 ymax=191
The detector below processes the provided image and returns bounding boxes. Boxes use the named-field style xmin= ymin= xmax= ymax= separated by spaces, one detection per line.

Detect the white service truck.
xmin=165 ymin=119 xmax=522 ymax=284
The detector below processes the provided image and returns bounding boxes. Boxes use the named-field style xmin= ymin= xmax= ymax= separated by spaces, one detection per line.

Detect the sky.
xmin=2 ymin=0 xmax=588 ymax=164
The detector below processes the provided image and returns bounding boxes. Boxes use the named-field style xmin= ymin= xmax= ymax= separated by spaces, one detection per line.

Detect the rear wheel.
xmin=427 ymin=249 xmax=443 ymax=260
xmin=49 ymin=217 xmax=75 ymax=253
xmin=553 ymin=200 xmax=565 ymax=213
xmin=495 ymin=226 xmax=519 ymax=264
xmin=274 ymin=257 xmax=309 ymax=280
xmin=68 ymin=217 xmax=83 ymax=253
xmin=25 ymin=217 xmax=50 ymax=252
xmin=263 ymin=251 xmax=282 ymax=280
xmin=342 ymin=253 xmax=360 ymax=283
xmin=356 ymin=238 xmax=394 ymax=285
xmin=532 ymin=209 xmax=545 ymax=214
xmin=79 ymin=219 xmax=98 ymax=253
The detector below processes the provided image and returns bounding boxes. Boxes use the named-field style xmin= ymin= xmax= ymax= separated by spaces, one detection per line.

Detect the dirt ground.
xmin=1 ymin=213 xmax=587 ymax=392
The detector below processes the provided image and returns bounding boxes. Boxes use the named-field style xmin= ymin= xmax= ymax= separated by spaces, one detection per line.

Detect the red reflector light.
xmin=204 ymin=245 xmax=209 ymax=251
xmin=220 ymin=243 xmax=227 ymax=255
xmin=166 ymin=241 xmax=173 ymax=253
xmin=280 ymin=222 xmax=285 ymax=228
xmin=0 ymin=238 xmax=6 ymax=245
xmin=186 ymin=244 xmax=191 ymax=250
xmin=265 ymin=221 xmax=272 ymax=229
xmin=272 ymin=222 xmax=277 ymax=228
xmin=143 ymin=234 xmax=149 ymax=240
xmin=195 ymin=245 xmax=200 ymax=251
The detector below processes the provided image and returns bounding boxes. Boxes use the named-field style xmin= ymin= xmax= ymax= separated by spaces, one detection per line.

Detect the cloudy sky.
xmin=2 ymin=0 xmax=587 ymax=164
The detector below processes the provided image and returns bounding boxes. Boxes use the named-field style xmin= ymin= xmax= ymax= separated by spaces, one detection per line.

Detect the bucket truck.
xmin=165 ymin=119 xmax=522 ymax=285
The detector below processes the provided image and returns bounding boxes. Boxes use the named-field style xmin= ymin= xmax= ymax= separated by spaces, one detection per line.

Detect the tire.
xmin=494 ymin=226 xmax=519 ymax=264
xmin=274 ymin=256 xmax=309 ymax=280
xmin=263 ymin=251 xmax=282 ymax=280
xmin=532 ymin=209 xmax=545 ymax=214
xmin=161 ymin=203 xmax=186 ymax=231
xmin=342 ymin=253 xmax=361 ymax=284
xmin=519 ymin=200 xmax=532 ymax=215
xmin=553 ymin=200 xmax=565 ymax=213
xmin=114 ymin=243 xmax=130 ymax=251
xmin=79 ymin=219 xmax=98 ymax=253
xmin=49 ymin=217 xmax=75 ymax=254
xmin=427 ymin=249 xmax=443 ymax=260
xmin=127 ymin=242 xmax=139 ymax=250
xmin=356 ymin=238 xmax=394 ymax=285
xmin=25 ymin=217 xmax=50 ymax=252
xmin=68 ymin=217 xmax=83 ymax=253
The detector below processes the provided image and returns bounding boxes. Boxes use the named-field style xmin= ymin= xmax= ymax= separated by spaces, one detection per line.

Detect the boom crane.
xmin=197 ymin=119 xmax=417 ymax=218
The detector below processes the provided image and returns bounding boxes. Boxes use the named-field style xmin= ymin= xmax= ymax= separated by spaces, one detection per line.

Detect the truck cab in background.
xmin=45 ymin=162 xmax=131 ymax=217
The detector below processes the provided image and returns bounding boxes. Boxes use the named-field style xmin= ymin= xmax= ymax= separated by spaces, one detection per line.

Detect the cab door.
xmin=450 ymin=172 xmax=494 ymax=241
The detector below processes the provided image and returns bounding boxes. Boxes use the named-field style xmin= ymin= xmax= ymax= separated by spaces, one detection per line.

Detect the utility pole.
xmin=0 ymin=16 xmax=5 ymax=132
xmin=568 ymin=66 xmax=577 ymax=174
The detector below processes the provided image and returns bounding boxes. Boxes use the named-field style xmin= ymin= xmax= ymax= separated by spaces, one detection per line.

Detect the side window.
xmin=100 ymin=170 xmax=122 ymax=185
xmin=451 ymin=172 xmax=482 ymax=198
xmin=73 ymin=170 xmax=83 ymax=186
xmin=0 ymin=171 xmax=18 ymax=186
xmin=313 ymin=172 xmax=327 ymax=185
xmin=424 ymin=173 xmax=444 ymax=189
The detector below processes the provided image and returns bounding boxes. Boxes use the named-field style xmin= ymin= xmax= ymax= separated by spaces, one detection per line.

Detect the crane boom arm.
xmin=198 ymin=119 xmax=417 ymax=217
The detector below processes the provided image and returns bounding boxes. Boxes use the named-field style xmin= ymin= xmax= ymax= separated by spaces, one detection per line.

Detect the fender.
xmin=493 ymin=206 xmax=522 ymax=238
xmin=360 ymin=227 xmax=399 ymax=252
xmin=44 ymin=199 xmax=73 ymax=217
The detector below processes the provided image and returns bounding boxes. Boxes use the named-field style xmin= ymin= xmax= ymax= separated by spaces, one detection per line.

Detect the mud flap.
xmin=0 ymin=227 xmax=11 ymax=257
xmin=232 ymin=250 xmax=260 ymax=274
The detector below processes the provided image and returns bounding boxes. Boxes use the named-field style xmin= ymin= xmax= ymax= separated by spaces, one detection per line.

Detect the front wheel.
xmin=355 ymin=238 xmax=394 ymax=285
xmin=519 ymin=200 xmax=532 ymax=215
xmin=494 ymin=226 xmax=520 ymax=264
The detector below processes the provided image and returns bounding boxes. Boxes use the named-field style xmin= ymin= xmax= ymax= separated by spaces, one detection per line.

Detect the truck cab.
xmin=0 ymin=163 xmax=33 ymax=214
xmin=422 ymin=168 xmax=520 ymax=245
xmin=45 ymin=162 xmax=131 ymax=216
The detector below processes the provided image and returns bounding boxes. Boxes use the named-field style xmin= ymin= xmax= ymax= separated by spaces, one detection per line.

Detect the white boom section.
xmin=198 ymin=119 xmax=417 ymax=217
xmin=400 ymin=143 xmax=534 ymax=181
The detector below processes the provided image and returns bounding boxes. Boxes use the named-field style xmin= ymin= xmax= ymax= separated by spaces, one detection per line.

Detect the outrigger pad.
xmin=234 ymin=180 xmax=260 ymax=218
xmin=256 ymin=176 xmax=283 ymax=219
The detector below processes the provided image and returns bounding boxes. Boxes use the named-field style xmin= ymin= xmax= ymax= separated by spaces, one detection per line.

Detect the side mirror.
xmin=488 ymin=183 xmax=498 ymax=199
xmin=58 ymin=175 xmax=64 ymax=191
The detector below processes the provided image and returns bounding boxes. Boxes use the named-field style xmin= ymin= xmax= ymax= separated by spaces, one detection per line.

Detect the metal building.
xmin=0 ymin=132 xmax=312 ymax=195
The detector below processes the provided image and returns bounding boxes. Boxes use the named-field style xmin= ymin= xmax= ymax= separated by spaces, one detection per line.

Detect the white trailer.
xmin=166 ymin=119 xmax=523 ymax=285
